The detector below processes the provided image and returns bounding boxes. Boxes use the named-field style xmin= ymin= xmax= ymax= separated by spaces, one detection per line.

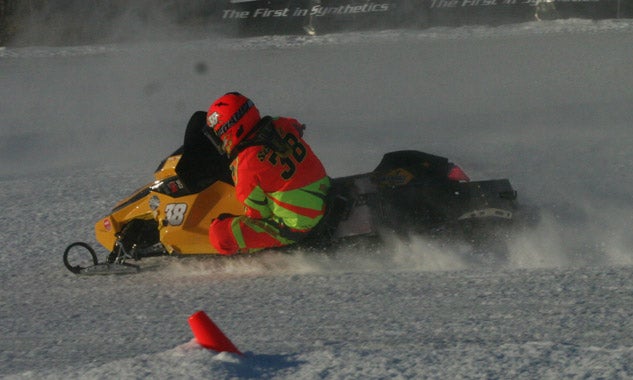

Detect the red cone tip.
xmin=188 ymin=310 xmax=242 ymax=355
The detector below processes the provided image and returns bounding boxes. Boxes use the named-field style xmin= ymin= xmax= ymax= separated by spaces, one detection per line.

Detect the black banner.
xmin=2 ymin=0 xmax=631 ymax=45
xmin=220 ymin=0 xmax=631 ymax=35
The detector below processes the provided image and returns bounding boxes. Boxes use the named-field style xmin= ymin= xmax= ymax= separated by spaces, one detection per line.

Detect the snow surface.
xmin=2 ymin=18 xmax=633 ymax=379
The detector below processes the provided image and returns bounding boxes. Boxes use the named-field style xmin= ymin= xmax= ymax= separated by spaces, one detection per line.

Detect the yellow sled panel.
xmin=94 ymin=153 xmax=244 ymax=256
xmin=159 ymin=181 xmax=244 ymax=255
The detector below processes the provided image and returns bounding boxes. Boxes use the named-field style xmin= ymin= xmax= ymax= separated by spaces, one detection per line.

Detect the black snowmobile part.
xmin=290 ymin=151 xmax=518 ymax=252
xmin=107 ymin=219 xmax=163 ymax=262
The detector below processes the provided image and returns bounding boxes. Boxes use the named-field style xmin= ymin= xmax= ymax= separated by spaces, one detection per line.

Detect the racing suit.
xmin=209 ymin=117 xmax=330 ymax=255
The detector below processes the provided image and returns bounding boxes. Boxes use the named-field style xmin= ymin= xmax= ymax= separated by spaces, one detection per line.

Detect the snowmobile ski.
xmin=63 ymin=241 xmax=140 ymax=275
xmin=75 ymin=262 xmax=140 ymax=275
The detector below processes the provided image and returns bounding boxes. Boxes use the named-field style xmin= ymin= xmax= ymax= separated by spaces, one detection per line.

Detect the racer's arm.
xmin=232 ymin=158 xmax=272 ymax=219
xmin=242 ymin=184 xmax=272 ymax=219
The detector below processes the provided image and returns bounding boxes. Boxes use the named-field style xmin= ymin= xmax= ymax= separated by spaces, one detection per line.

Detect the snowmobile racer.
xmin=202 ymin=92 xmax=330 ymax=255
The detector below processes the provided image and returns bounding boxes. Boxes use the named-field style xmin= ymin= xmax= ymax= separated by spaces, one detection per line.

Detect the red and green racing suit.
xmin=209 ymin=117 xmax=330 ymax=255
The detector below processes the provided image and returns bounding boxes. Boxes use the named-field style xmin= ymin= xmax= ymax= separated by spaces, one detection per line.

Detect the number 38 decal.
xmin=165 ymin=203 xmax=187 ymax=226
xmin=263 ymin=133 xmax=307 ymax=180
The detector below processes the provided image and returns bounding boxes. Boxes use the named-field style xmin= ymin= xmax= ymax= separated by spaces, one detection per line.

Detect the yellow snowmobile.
xmin=63 ymin=111 xmax=518 ymax=275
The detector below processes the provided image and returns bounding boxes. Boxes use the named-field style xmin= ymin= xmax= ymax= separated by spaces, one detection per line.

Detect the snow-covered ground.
xmin=2 ymin=19 xmax=633 ymax=379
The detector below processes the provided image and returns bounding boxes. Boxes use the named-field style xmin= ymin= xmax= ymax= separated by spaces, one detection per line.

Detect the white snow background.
xmin=2 ymin=18 xmax=633 ymax=379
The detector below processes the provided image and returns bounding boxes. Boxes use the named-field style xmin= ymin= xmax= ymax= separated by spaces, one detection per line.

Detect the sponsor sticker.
xmin=207 ymin=111 xmax=220 ymax=128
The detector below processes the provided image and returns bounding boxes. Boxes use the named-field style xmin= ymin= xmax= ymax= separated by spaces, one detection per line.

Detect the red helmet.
xmin=205 ymin=92 xmax=261 ymax=156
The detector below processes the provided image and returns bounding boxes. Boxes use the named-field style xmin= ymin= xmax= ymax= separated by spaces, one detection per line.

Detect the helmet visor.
xmin=202 ymin=124 xmax=225 ymax=156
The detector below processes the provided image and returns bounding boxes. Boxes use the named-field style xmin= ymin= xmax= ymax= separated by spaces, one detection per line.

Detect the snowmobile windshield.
xmin=176 ymin=111 xmax=233 ymax=192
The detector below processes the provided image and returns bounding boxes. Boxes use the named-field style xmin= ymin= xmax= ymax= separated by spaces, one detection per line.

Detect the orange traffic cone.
xmin=188 ymin=310 xmax=242 ymax=355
